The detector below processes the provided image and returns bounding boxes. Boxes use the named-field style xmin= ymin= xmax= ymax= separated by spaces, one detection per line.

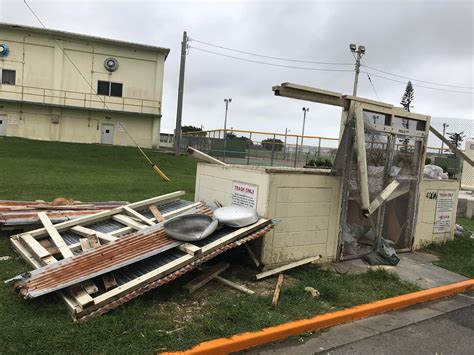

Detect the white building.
xmin=0 ymin=23 xmax=169 ymax=149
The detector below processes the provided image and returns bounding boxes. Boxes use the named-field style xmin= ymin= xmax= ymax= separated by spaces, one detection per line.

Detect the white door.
xmin=0 ymin=115 xmax=6 ymax=136
xmin=101 ymin=123 xmax=114 ymax=145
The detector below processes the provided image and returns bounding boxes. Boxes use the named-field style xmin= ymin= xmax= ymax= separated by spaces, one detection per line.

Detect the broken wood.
xmin=178 ymin=243 xmax=202 ymax=256
xmin=271 ymin=273 xmax=284 ymax=308
xmin=244 ymin=244 xmax=261 ymax=268
xmin=102 ymin=273 xmax=118 ymax=291
xmin=187 ymin=146 xmax=229 ymax=166
xmin=149 ymin=205 xmax=165 ymax=222
xmin=430 ymin=125 xmax=474 ymax=166
xmin=256 ymin=255 xmax=321 ymax=280
xmin=183 ymin=262 xmax=229 ymax=293
xmin=367 ymin=180 xmax=400 ymax=216
xmin=123 ymin=206 xmax=155 ymax=226
xmin=38 ymin=212 xmax=74 ymax=259
xmin=213 ymin=276 xmax=255 ymax=295
xmin=112 ymin=214 xmax=148 ymax=230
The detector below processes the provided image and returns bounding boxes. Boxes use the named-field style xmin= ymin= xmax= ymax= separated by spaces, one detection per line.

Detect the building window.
xmin=97 ymin=80 xmax=123 ymax=97
xmin=1 ymin=69 xmax=16 ymax=85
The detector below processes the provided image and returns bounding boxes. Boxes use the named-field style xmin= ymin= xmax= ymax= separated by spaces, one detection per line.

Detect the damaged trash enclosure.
xmin=336 ymin=99 xmax=428 ymax=259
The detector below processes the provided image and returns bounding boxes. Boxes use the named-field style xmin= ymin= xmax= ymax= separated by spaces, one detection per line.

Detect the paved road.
xmin=325 ymin=304 xmax=474 ymax=354
xmin=246 ymin=293 xmax=474 ymax=355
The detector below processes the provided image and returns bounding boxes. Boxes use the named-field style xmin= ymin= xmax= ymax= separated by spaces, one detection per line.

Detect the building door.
xmin=0 ymin=115 xmax=6 ymax=136
xmin=101 ymin=123 xmax=114 ymax=145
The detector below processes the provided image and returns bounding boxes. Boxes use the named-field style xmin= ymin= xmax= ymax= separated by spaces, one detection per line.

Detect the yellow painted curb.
xmin=162 ymin=279 xmax=474 ymax=355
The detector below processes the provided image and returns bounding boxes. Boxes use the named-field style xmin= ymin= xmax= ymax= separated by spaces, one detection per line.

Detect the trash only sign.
xmin=231 ymin=181 xmax=258 ymax=209
xmin=433 ymin=190 xmax=455 ymax=234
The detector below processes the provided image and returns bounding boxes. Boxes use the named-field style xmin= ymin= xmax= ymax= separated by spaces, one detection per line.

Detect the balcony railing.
xmin=0 ymin=84 xmax=160 ymax=115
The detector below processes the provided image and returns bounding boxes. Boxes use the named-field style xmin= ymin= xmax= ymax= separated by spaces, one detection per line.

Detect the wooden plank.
xmin=354 ymin=103 xmax=371 ymax=213
xmin=123 ymin=206 xmax=155 ymax=226
xmin=256 ymin=255 xmax=321 ymax=280
xmin=183 ymin=262 xmax=229 ymax=293
xmin=244 ymin=244 xmax=261 ymax=268
xmin=71 ymin=226 xmax=118 ymax=243
xmin=430 ymin=125 xmax=474 ymax=166
xmin=25 ymin=191 xmax=185 ymax=238
xmin=213 ymin=276 xmax=255 ymax=295
xmin=149 ymin=205 xmax=165 ymax=222
xmin=188 ymin=147 xmax=229 ymax=166
xmin=178 ymin=243 xmax=202 ymax=256
xmin=89 ymin=218 xmax=271 ymax=309
xmin=82 ymin=281 xmax=99 ymax=295
xmin=367 ymin=180 xmax=400 ymax=216
xmin=102 ymin=273 xmax=118 ymax=291
xmin=68 ymin=285 xmax=94 ymax=307
xmin=112 ymin=214 xmax=147 ymax=230
xmin=19 ymin=234 xmax=56 ymax=265
xmin=37 ymin=212 xmax=74 ymax=259
xmin=271 ymin=273 xmax=284 ymax=308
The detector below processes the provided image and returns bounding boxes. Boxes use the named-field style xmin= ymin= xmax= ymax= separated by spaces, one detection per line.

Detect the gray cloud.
xmin=1 ymin=0 xmax=472 ymax=143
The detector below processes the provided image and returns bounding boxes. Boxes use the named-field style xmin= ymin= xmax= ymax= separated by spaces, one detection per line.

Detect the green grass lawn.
xmin=426 ymin=217 xmax=474 ymax=278
xmin=0 ymin=137 xmax=420 ymax=353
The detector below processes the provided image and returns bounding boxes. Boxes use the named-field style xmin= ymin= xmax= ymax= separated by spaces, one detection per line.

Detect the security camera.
xmin=349 ymin=43 xmax=356 ymax=52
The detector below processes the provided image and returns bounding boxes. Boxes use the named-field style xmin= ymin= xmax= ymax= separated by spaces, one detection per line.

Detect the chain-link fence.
xmin=180 ymin=129 xmax=339 ymax=167
xmin=179 ymin=124 xmax=473 ymax=186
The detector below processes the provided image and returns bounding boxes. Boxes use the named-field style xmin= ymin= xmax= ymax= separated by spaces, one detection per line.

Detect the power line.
xmin=357 ymin=55 xmax=379 ymax=100
xmin=190 ymin=38 xmax=353 ymax=66
xmin=363 ymin=64 xmax=474 ymax=90
xmin=23 ymin=0 xmax=170 ymax=181
xmin=189 ymin=46 xmax=354 ymax=72
xmin=366 ymin=72 xmax=474 ymax=95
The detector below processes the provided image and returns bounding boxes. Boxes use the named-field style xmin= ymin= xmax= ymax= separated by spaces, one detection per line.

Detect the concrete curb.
xmin=162 ymin=279 xmax=474 ymax=355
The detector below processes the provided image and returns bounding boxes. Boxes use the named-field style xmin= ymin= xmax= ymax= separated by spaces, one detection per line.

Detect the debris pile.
xmin=6 ymin=191 xmax=274 ymax=321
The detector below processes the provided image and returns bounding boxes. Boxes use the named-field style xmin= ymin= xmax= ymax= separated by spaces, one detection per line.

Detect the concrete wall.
xmin=461 ymin=138 xmax=474 ymax=189
xmin=414 ymin=179 xmax=460 ymax=249
xmin=0 ymin=102 xmax=156 ymax=148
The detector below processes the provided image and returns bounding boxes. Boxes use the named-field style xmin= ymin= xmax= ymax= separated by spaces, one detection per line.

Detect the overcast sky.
xmin=1 ymin=0 xmax=473 ymax=143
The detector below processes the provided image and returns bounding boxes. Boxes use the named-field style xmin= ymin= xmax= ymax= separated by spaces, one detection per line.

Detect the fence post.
xmin=247 ymin=132 xmax=252 ymax=165
xmin=270 ymin=134 xmax=276 ymax=166
xmin=294 ymin=136 xmax=299 ymax=168
xmin=317 ymin=138 xmax=321 ymax=160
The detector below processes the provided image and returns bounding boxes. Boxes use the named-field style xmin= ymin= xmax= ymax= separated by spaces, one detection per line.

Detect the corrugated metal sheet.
xmin=14 ymin=206 xmax=213 ymax=298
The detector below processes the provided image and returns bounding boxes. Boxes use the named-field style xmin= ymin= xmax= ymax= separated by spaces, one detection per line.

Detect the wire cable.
xmin=23 ymin=0 xmax=170 ymax=181
xmin=190 ymin=38 xmax=353 ymax=66
xmin=190 ymin=46 xmax=354 ymax=72
xmin=363 ymin=64 xmax=474 ymax=90
xmin=355 ymin=54 xmax=380 ymax=100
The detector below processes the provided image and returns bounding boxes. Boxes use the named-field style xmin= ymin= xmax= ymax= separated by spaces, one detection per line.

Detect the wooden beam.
xmin=183 ymin=262 xmax=229 ymax=293
xmin=187 ymin=147 xmax=229 ymax=166
xmin=149 ymin=205 xmax=165 ymax=222
xmin=213 ymin=276 xmax=255 ymax=295
xmin=429 ymin=125 xmax=474 ymax=166
xmin=271 ymin=273 xmax=285 ymax=308
xmin=353 ymin=104 xmax=371 ymax=213
xmin=178 ymin=243 xmax=202 ymax=256
xmin=244 ymin=244 xmax=261 ymax=268
xmin=102 ymin=273 xmax=118 ymax=291
xmin=71 ymin=226 xmax=118 ymax=243
xmin=367 ymin=180 xmax=400 ymax=216
xmin=38 ymin=212 xmax=74 ymax=259
xmin=112 ymin=214 xmax=147 ymax=230
xmin=19 ymin=234 xmax=56 ymax=265
xmin=123 ymin=206 xmax=155 ymax=226
xmin=256 ymin=255 xmax=321 ymax=280
xmin=82 ymin=281 xmax=98 ymax=295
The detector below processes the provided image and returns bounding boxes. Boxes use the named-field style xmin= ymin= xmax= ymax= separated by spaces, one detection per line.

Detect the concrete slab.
xmin=354 ymin=312 xmax=414 ymax=333
xmin=386 ymin=255 xmax=468 ymax=289
xmin=400 ymin=251 xmax=439 ymax=264
xmin=391 ymin=303 xmax=444 ymax=322
xmin=425 ymin=295 xmax=474 ymax=312
xmin=317 ymin=322 xmax=379 ymax=347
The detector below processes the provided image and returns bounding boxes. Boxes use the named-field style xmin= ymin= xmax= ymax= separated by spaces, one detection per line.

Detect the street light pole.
xmin=223 ymin=98 xmax=232 ymax=162
xmin=349 ymin=43 xmax=366 ymax=96
xmin=441 ymin=123 xmax=449 ymax=155
xmin=300 ymin=107 xmax=309 ymax=161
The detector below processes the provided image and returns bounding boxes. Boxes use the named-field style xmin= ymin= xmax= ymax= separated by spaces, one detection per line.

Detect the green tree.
xmin=400 ymin=81 xmax=414 ymax=112
xmin=447 ymin=131 xmax=466 ymax=149
xmin=261 ymin=138 xmax=284 ymax=151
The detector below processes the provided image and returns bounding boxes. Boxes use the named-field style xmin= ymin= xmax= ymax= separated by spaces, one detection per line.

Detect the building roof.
xmin=160 ymin=128 xmax=175 ymax=135
xmin=0 ymin=22 xmax=170 ymax=58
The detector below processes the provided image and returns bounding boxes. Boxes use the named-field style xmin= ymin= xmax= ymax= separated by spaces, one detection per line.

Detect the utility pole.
xmin=349 ymin=44 xmax=366 ymax=96
xmin=222 ymin=98 xmax=232 ymax=162
xmin=441 ymin=123 xmax=449 ymax=155
xmin=300 ymin=107 xmax=309 ymax=161
xmin=174 ymin=31 xmax=188 ymax=155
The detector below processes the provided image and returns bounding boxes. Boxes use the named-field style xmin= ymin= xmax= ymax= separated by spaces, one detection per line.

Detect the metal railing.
xmin=0 ymin=84 xmax=160 ymax=114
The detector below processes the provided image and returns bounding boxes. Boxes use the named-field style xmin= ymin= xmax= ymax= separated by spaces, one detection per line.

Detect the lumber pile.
xmin=7 ymin=191 xmax=273 ymax=321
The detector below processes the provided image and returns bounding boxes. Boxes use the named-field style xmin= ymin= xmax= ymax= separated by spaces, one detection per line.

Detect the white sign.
xmin=231 ymin=181 xmax=258 ymax=209
xmin=116 ymin=122 xmax=126 ymax=132
xmin=433 ymin=190 xmax=455 ymax=234
xmin=8 ymin=113 xmax=20 ymax=125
